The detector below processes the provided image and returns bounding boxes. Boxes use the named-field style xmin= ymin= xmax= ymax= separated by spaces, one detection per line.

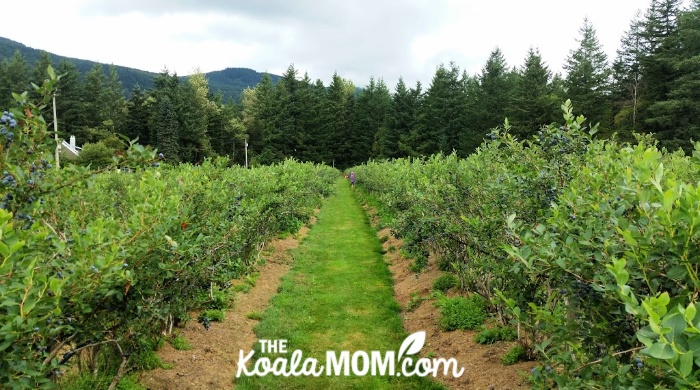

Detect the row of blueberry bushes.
xmin=351 ymin=101 xmax=700 ymax=388
xmin=0 ymin=68 xmax=338 ymax=389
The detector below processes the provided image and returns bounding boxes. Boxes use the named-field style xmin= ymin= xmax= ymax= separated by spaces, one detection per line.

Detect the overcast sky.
xmin=1 ymin=1 xmax=656 ymax=90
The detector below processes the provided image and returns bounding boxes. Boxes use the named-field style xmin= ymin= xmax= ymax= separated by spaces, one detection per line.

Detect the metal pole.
xmin=245 ymin=139 xmax=248 ymax=169
xmin=53 ymin=92 xmax=60 ymax=169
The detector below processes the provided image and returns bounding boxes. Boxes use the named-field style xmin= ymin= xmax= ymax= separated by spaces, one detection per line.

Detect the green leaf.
xmin=662 ymin=313 xmax=687 ymax=342
xmin=0 ymin=241 xmax=9 ymax=258
xmin=688 ymin=335 xmax=700 ymax=357
xmin=685 ymin=303 xmax=697 ymax=325
xmin=662 ymin=189 xmax=675 ymax=211
xmin=680 ymin=350 xmax=693 ymax=378
xmin=655 ymin=162 xmax=664 ymax=185
xmin=667 ymin=266 xmax=688 ymax=280
xmin=644 ymin=341 xmax=674 ymax=360
xmin=620 ymin=229 xmax=637 ymax=247
xmin=637 ymin=326 xmax=660 ymax=346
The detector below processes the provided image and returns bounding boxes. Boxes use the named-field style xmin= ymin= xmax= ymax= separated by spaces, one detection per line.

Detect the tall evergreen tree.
xmin=102 ymin=65 xmax=127 ymax=136
xmin=294 ymin=72 xmax=317 ymax=162
xmin=179 ymin=70 xmax=214 ymax=163
xmin=461 ymin=75 xmax=483 ymax=154
xmin=326 ymin=72 xmax=355 ymax=168
xmin=638 ymin=0 xmax=684 ymax=143
xmin=511 ymin=48 xmax=557 ymax=139
xmin=124 ymin=85 xmax=151 ymax=144
xmin=412 ymin=62 xmax=467 ymax=156
xmin=0 ymin=50 xmax=30 ymax=109
xmin=564 ymin=18 xmax=612 ymax=130
xmin=149 ymin=68 xmax=182 ymax=158
xmin=474 ymin=48 xmax=516 ymax=135
xmin=82 ymin=64 xmax=107 ymax=136
xmin=304 ymin=79 xmax=332 ymax=164
xmin=612 ymin=12 xmax=645 ymax=135
xmin=376 ymin=77 xmax=417 ymax=159
xmin=154 ymin=95 xmax=179 ymax=161
xmin=644 ymin=1 xmax=700 ymax=151
xmin=30 ymin=51 xmax=54 ymax=105
xmin=353 ymin=77 xmax=391 ymax=164
xmin=242 ymin=74 xmax=278 ymax=165
xmin=273 ymin=64 xmax=301 ymax=160
xmin=55 ymin=60 xmax=85 ymax=141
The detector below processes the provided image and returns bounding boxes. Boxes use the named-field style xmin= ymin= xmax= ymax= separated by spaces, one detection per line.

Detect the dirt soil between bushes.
xmin=138 ymin=224 xmax=311 ymax=390
xmin=139 ymin=201 xmax=535 ymax=390
xmin=374 ymin=222 xmax=536 ymax=390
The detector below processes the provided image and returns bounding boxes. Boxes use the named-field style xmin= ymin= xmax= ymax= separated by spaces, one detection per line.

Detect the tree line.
xmin=0 ymin=0 xmax=697 ymax=168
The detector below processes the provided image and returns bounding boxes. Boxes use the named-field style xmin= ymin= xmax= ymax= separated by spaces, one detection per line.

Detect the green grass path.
xmin=234 ymin=179 xmax=444 ymax=390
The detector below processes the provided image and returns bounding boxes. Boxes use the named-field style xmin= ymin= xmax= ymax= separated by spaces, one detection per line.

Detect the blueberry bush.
xmin=0 ymin=67 xmax=337 ymax=389
xmin=352 ymin=100 xmax=700 ymax=388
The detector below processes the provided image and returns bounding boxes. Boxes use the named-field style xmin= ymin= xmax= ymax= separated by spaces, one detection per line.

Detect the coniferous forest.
xmin=0 ymin=0 xmax=697 ymax=169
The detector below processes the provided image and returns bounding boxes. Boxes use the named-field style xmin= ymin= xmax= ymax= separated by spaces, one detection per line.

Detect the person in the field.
xmin=350 ymin=171 xmax=355 ymax=189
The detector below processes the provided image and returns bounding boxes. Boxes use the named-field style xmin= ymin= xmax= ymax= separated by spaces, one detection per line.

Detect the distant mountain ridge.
xmin=0 ymin=36 xmax=281 ymax=101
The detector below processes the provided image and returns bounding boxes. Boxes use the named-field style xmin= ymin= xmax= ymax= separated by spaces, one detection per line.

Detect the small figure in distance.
xmin=350 ymin=171 xmax=355 ymax=190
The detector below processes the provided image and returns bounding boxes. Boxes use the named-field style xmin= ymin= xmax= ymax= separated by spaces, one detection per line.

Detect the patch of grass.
xmin=406 ymin=292 xmax=426 ymax=312
xmin=474 ymin=326 xmax=518 ymax=344
xmin=245 ymin=311 xmax=263 ymax=320
xmin=437 ymin=295 xmax=487 ymax=331
xmin=199 ymin=309 xmax=225 ymax=322
xmin=245 ymin=273 xmax=260 ymax=287
xmin=387 ymin=245 xmax=397 ymax=253
xmin=501 ymin=345 xmax=526 ymax=365
xmin=378 ymin=234 xmax=389 ymax=243
xmin=235 ymin=178 xmax=444 ymax=390
xmin=278 ymin=231 xmax=292 ymax=239
xmin=131 ymin=349 xmax=168 ymax=371
xmin=234 ymin=283 xmax=251 ymax=293
xmin=60 ymin=373 xmax=147 ymax=390
xmin=207 ymin=285 xmax=234 ymax=310
xmin=169 ymin=334 xmax=192 ymax=351
xmin=432 ymin=273 xmax=458 ymax=292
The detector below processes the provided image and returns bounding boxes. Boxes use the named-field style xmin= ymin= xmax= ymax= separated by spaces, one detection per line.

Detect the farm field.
xmin=4 ymin=71 xmax=700 ymax=390
xmin=138 ymin=179 xmax=532 ymax=389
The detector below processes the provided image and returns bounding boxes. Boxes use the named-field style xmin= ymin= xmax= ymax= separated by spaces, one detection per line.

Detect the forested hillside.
xmin=0 ymin=0 xmax=697 ymax=169
xmin=0 ymin=37 xmax=280 ymax=102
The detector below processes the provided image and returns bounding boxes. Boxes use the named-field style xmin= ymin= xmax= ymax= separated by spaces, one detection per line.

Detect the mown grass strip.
xmin=234 ymin=178 xmax=445 ymax=389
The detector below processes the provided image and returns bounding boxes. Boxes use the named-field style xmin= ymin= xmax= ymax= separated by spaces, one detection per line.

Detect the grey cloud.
xmin=80 ymin=1 xmax=453 ymax=88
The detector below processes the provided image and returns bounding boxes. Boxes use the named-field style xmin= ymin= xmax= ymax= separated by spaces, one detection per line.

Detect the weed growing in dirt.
xmin=406 ymin=292 xmax=427 ymax=312
xmin=501 ymin=345 xmax=526 ymax=365
xmin=169 ymin=335 xmax=192 ymax=351
xmin=246 ymin=312 xmax=263 ymax=320
xmin=60 ymin=373 xmax=146 ymax=390
xmin=432 ymin=273 xmax=458 ymax=292
xmin=474 ymin=327 xmax=518 ymax=344
xmin=207 ymin=286 xmax=234 ymax=310
xmin=408 ymin=254 xmax=428 ymax=273
xmin=199 ymin=309 xmax=225 ymax=322
xmin=437 ymin=295 xmax=487 ymax=331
